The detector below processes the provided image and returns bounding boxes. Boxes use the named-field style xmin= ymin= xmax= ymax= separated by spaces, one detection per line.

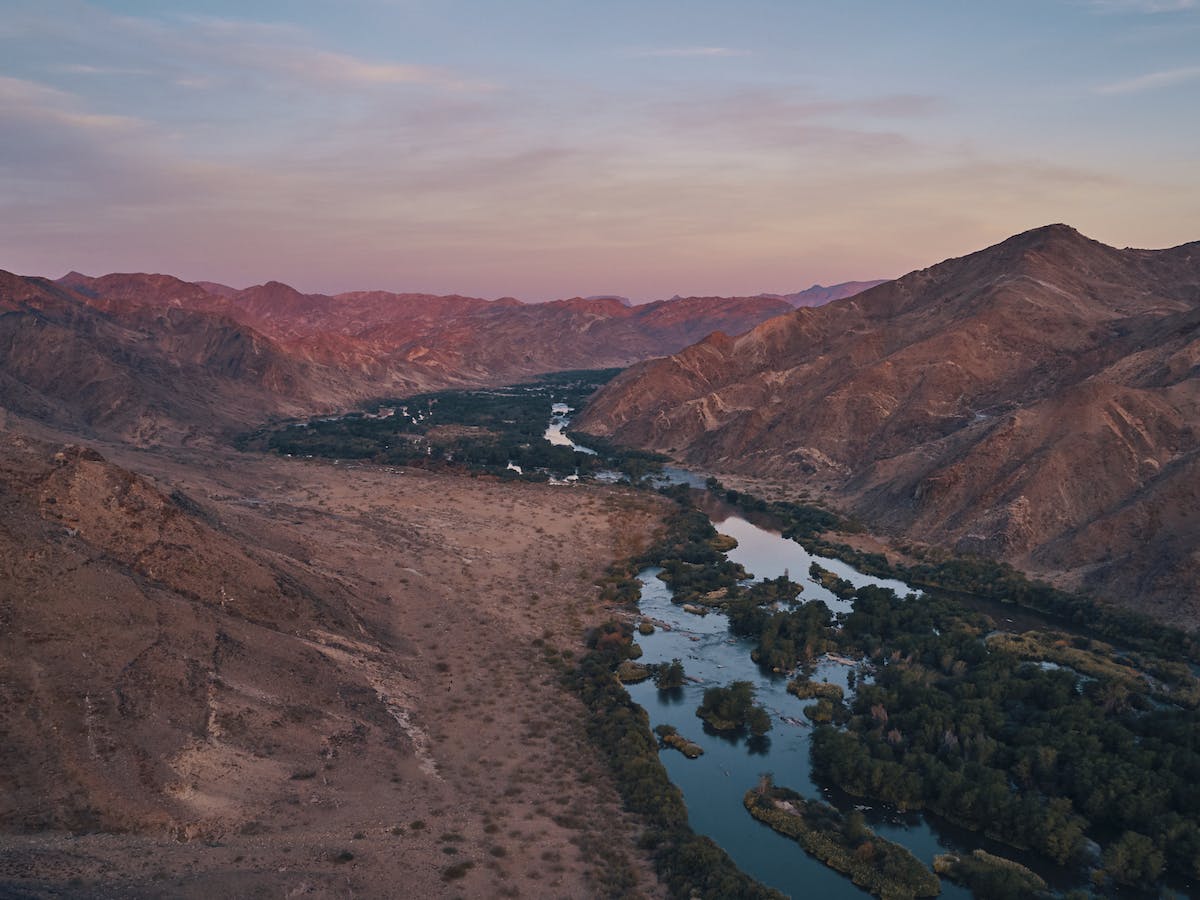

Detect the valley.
xmin=3 ymin=224 xmax=1200 ymax=899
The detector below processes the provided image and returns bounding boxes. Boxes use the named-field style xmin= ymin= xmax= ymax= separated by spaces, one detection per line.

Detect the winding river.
xmin=541 ymin=405 xmax=1091 ymax=897
xmin=626 ymin=497 xmax=1091 ymax=897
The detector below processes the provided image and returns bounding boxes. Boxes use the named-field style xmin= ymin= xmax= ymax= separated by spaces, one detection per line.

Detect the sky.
xmin=1 ymin=1 xmax=1198 ymax=301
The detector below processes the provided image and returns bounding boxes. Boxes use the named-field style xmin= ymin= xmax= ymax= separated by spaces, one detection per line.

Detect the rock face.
xmin=576 ymin=225 xmax=1200 ymax=619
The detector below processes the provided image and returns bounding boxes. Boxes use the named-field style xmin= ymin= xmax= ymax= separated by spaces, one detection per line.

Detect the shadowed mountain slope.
xmin=576 ymin=225 xmax=1200 ymax=618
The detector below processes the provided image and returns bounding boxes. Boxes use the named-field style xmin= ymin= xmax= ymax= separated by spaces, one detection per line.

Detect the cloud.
xmin=1084 ymin=0 xmax=1196 ymax=12
xmin=11 ymin=8 xmax=493 ymax=96
xmin=56 ymin=64 xmax=154 ymax=77
xmin=176 ymin=15 xmax=494 ymax=92
xmin=0 ymin=75 xmax=142 ymax=130
xmin=628 ymin=47 xmax=749 ymax=58
xmin=1097 ymin=64 xmax=1200 ymax=93
xmin=639 ymin=87 xmax=942 ymax=161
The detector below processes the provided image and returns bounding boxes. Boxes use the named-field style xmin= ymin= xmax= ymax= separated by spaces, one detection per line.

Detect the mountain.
xmin=0 ymin=270 xmax=795 ymax=442
xmin=576 ymin=225 xmax=1200 ymax=617
xmin=781 ymin=279 xmax=889 ymax=307
xmin=0 ymin=272 xmax=369 ymax=444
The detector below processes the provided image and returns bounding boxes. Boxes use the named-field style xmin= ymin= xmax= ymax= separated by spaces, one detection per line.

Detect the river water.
xmin=545 ymin=402 xmax=597 ymax=454
xmin=625 ymin=504 xmax=1096 ymax=899
xmin=537 ymin=408 xmax=1094 ymax=897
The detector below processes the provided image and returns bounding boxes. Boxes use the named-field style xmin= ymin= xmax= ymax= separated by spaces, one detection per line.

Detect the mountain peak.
xmin=1002 ymin=223 xmax=1096 ymax=254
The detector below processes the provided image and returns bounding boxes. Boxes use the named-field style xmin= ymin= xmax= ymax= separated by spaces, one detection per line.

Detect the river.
xmin=538 ymin=406 xmax=1093 ymax=897
xmin=545 ymin=402 xmax=597 ymax=454
xmin=623 ymin=502 xmax=1097 ymax=899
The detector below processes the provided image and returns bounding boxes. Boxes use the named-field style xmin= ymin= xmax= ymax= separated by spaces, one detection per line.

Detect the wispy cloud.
xmin=0 ymin=75 xmax=142 ymax=130
xmin=1097 ymin=64 xmax=1200 ymax=93
xmin=628 ymin=46 xmax=749 ymax=58
xmin=1084 ymin=0 xmax=1196 ymax=12
xmin=56 ymin=64 xmax=154 ymax=77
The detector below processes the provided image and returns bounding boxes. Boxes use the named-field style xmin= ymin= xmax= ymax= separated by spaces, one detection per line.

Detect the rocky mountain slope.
xmin=2 ymin=268 xmax=794 ymax=442
xmin=0 ymin=271 xmax=368 ymax=444
xmin=576 ymin=225 xmax=1200 ymax=617
xmin=51 ymin=270 xmax=793 ymax=375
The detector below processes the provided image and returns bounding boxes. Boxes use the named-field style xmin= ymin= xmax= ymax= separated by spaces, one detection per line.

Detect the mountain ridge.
xmin=575 ymin=224 xmax=1200 ymax=618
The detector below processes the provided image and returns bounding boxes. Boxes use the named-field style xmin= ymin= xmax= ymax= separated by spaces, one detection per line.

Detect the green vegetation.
xmin=727 ymin=593 xmax=835 ymax=672
xmin=655 ymin=724 xmax=704 ymax=759
xmin=810 ymin=582 xmax=1200 ymax=880
xmin=933 ymin=850 xmax=1048 ymax=900
xmin=615 ymin=660 xmax=653 ymax=684
xmin=614 ymin=478 xmax=1200 ymax=894
xmin=638 ymin=487 xmax=749 ymax=603
xmin=598 ymin=478 xmax=1200 ymax=895
xmin=655 ymin=658 xmax=686 ymax=690
xmin=696 ymin=681 xmax=772 ymax=736
xmin=243 ymin=368 xmax=668 ymax=483
xmin=744 ymin=778 xmax=940 ymax=899
xmin=572 ymin=627 xmax=784 ymax=899
xmin=987 ymin=630 xmax=1200 ymax=708
xmin=787 ymin=679 xmax=844 ymax=702
xmin=1102 ymin=829 xmax=1166 ymax=886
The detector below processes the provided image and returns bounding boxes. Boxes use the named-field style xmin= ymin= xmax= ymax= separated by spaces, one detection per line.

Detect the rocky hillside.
xmin=53 ymin=270 xmax=793 ymax=379
xmin=576 ymin=225 xmax=1200 ymax=618
xmin=4 ymin=269 xmax=794 ymax=442
xmin=0 ymin=271 xmax=370 ymax=444
xmin=0 ymin=434 xmax=382 ymax=835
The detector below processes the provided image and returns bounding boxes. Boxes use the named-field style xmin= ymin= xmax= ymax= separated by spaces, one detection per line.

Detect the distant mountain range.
xmin=775 ymin=280 xmax=890 ymax=307
xmin=2 ymin=270 xmax=835 ymax=442
xmin=576 ymin=225 xmax=1200 ymax=616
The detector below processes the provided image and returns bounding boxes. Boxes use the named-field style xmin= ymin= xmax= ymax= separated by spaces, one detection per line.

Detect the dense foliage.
xmin=696 ymin=681 xmax=772 ymax=736
xmin=637 ymin=486 xmax=749 ymax=601
xmin=727 ymin=594 xmax=835 ymax=672
xmin=592 ymin=476 xmax=1200 ymax=894
xmin=810 ymin=583 xmax=1200 ymax=883
xmin=932 ymin=850 xmax=1049 ymax=900
xmin=655 ymin=658 xmax=686 ymax=690
xmin=709 ymin=479 xmax=1200 ymax=665
xmin=744 ymin=780 xmax=940 ymax=899
xmin=246 ymin=368 xmax=668 ymax=482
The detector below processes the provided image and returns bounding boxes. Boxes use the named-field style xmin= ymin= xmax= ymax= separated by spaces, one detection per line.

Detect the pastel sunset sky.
xmin=3 ymin=0 xmax=1198 ymax=300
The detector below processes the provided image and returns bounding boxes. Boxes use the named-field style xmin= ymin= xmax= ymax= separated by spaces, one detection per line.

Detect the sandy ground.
xmin=0 ymin=433 xmax=669 ymax=899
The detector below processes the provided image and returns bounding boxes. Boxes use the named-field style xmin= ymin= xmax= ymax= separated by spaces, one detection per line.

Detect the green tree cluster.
xmin=744 ymin=781 xmax=940 ymax=899
xmin=811 ymin=583 xmax=1200 ymax=881
xmin=696 ymin=681 xmax=772 ymax=736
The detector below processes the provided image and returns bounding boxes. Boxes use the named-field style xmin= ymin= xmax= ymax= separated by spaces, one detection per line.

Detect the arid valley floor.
xmin=1 ymin=415 xmax=670 ymax=898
